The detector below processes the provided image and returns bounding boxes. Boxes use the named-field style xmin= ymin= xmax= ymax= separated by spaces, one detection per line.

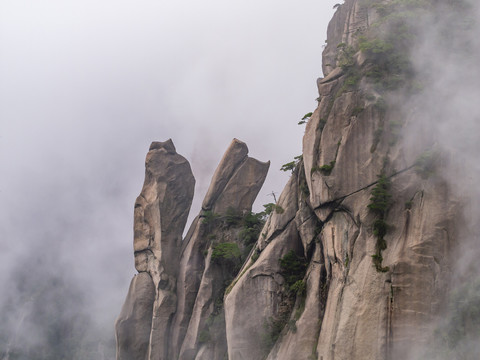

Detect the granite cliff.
xmin=116 ymin=0 xmax=479 ymax=359
xmin=116 ymin=139 xmax=270 ymax=360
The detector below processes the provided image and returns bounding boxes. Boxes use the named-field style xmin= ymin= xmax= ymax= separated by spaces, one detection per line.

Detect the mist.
xmin=395 ymin=0 xmax=480 ymax=358
xmin=0 ymin=0 xmax=338 ymax=358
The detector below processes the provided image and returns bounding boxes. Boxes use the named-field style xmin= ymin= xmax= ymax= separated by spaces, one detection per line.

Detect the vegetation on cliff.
xmin=368 ymin=173 xmax=392 ymax=272
xmin=114 ymin=1 xmax=480 ymax=359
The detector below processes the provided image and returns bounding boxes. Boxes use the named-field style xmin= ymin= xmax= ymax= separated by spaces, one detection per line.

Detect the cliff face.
xmin=116 ymin=1 xmax=468 ymax=359
xmin=116 ymin=139 xmax=270 ymax=360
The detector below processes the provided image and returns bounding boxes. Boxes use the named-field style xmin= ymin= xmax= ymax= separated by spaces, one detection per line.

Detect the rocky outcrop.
xmin=116 ymin=139 xmax=195 ymax=359
xmin=117 ymin=1 xmax=468 ymax=359
xmin=115 ymin=138 xmax=269 ymax=360
xmin=171 ymin=139 xmax=269 ymax=360
xmin=222 ymin=1 xmax=459 ymax=359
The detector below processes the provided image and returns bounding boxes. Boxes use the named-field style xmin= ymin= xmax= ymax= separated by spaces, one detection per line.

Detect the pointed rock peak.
xmin=149 ymin=139 xmax=176 ymax=153
xmin=201 ymin=138 xmax=250 ymax=210
xmin=134 ymin=139 xmax=195 ymax=272
xmin=220 ymin=138 xmax=249 ymax=165
xmin=231 ymin=137 xmax=246 ymax=146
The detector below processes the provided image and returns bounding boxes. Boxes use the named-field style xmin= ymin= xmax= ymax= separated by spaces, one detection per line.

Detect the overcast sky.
xmin=0 ymin=0 xmax=338 ymax=348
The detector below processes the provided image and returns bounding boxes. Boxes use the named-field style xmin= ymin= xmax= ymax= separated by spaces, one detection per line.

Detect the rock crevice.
xmin=116 ymin=1 xmax=463 ymax=359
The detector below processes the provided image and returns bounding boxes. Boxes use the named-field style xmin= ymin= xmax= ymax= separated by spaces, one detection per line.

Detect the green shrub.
xmin=279 ymin=251 xmax=307 ymax=291
xmin=225 ymin=207 xmax=243 ymax=227
xmin=367 ymin=173 xmax=391 ymax=216
xmin=280 ymin=154 xmax=303 ymax=172
xmin=336 ymin=43 xmax=356 ymax=70
xmin=211 ymin=242 xmax=241 ymax=262
xmin=302 ymin=112 xmax=313 ymax=119
xmin=345 ymin=73 xmax=360 ymax=86
xmin=373 ymin=219 xmax=387 ymax=238
xmin=311 ymin=161 xmax=336 ymax=176
xmin=239 ymin=220 xmax=263 ymax=247
xmin=368 ymin=173 xmax=392 ymax=272
xmin=320 ymin=161 xmax=336 ymax=175
xmin=371 ymin=254 xmax=388 ymax=272
xmin=290 ymin=280 xmax=306 ymax=296
xmin=239 ymin=211 xmax=266 ymax=258
xmin=211 ymin=243 xmax=242 ymax=275
xmin=243 ymin=211 xmax=265 ymax=229
xmin=263 ymin=203 xmax=285 ymax=215
xmin=336 ymin=68 xmax=361 ymax=98
xmin=201 ymin=210 xmax=220 ymax=224
xmin=298 ymin=112 xmax=313 ymax=125
xmin=280 ymin=161 xmax=296 ymax=172
xmin=359 ymin=37 xmax=394 ymax=54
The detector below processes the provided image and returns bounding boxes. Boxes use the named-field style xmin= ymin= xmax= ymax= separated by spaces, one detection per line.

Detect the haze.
xmin=0 ymin=1 xmax=338 ymax=357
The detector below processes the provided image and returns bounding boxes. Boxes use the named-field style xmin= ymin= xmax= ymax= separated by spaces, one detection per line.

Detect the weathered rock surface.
xmin=172 ymin=138 xmax=269 ymax=360
xmin=224 ymin=1 xmax=457 ymax=359
xmin=201 ymin=139 xmax=249 ymax=211
xmin=115 ymin=272 xmax=155 ymax=360
xmin=116 ymin=139 xmax=195 ymax=360
xmin=116 ymin=138 xmax=269 ymax=360
xmin=117 ymin=1 xmax=465 ymax=359
xmin=226 ymin=220 xmax=302 ymax=359
xmin=223 ymin=1 xmax=458 ymax=358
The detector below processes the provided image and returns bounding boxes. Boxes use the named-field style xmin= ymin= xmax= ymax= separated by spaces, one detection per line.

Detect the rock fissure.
xmin=313 ymin=163 xmax=416 ymax=213
xmin=134 ymin=248 xmax=154 ymax=257
xmin=263 ymin=215 xmax=297 ymax=245
xmin=250 ymin=273 xmax=278 ymax=281
xmin=116 ymin=1 xmax=465 ymax=358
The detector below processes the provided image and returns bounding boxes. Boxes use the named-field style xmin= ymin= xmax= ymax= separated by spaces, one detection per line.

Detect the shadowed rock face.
xmin=117 ymin=2 xmax=466 ymax=359
xmin=115 ymin=272 xmax=155 ymax=360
